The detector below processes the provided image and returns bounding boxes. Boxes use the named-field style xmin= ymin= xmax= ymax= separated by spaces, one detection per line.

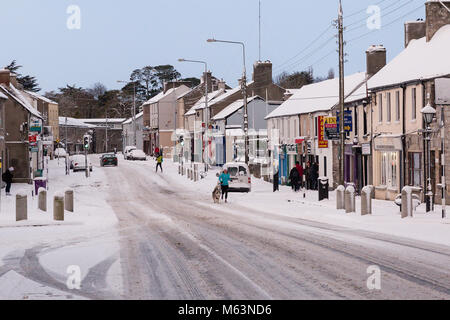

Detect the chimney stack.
xmin=218 ymin=79 xmax=226 ymax=91
xmin=426 ymin=0 xmax=450 ymax=42
xmin=366 ymin=45 xmax=386 ymax=78
xmin=404 ymin=20 xmax=426 ymax=47
xmin=201 ymin=71 xmax=213 ymax=93
xmin=252 ymin=60 xmax=272 ymax=88
xmin=0 ymin=69 xmax=11 ymax=86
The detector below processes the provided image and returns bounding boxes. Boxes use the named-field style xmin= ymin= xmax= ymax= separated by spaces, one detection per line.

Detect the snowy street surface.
xmin=0 ymin=155 xmax=449 ymax=299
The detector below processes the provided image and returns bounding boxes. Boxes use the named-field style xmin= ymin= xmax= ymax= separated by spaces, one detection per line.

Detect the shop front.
xmin=373 ymin=135 xmax=402 ymax=200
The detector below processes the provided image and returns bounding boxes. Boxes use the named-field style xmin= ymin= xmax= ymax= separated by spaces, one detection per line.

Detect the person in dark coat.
xmin=295 ymin=161 xmax=304 ymax=189
xmin=305 ymin=161 xmax=311 ymax=190
xmin=2 ymin=167 xmax=14 ymax=196
xmin=289 ymin=166 xmax=300 ymax=192
xmin=310 ymin=162 xmax=319 ymax=190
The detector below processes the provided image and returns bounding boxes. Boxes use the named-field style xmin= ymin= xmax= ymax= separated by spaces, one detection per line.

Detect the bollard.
xmin=336 ymin=185 xmax=345 ymax=210
xmin=361 ymin=185 xmax=373 ymax=215
xmin=54 ymin=193 xmax=65 ymax=221
xmin=345 ymin=185 xmax=356 ymax=213
xmin=401 ymin=186 xmax=413 ymax=218
xmin=16 ymin=191 xmax=28 ymax=221
xmin=38 ymin=188 xmax=47 ymax=212
xmin=65 ymin=189 xmax=74 ymax=212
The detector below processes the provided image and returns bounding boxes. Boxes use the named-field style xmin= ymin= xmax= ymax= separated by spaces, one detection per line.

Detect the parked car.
xmin=129 ymin=149 xmax=147 ymax=161
xmin=54 ymin=148 xmax=67 ymax=158
xmin=220 ymin=162 xmax=251 ymax=193
xmin=71 ymin=154 xmax=93 ymax=172
xmin=124 ymin=146 xmax=137 ymax=160
xmin=100 ymin=154 xmax=118 ymax=167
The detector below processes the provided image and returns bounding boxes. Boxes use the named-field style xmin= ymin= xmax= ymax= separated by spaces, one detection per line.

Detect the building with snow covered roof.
xmin=366 ymin=0 xmax=450 ymax=202
xmin=142 ymin=83 xmax=190 ymax=158
xmin=122 ymin=112 xmax=144 ymax=151
xmin=0 ymin=69 xmax=44 ymax=182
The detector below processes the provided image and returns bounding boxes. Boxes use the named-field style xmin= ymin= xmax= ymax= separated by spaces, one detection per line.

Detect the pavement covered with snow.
xmin=0 ymin=156 xmax=122 ymax=300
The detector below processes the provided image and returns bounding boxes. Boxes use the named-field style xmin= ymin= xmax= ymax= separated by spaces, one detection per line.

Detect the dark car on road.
xmin=100 ymin=154 xmax=118 ymax=167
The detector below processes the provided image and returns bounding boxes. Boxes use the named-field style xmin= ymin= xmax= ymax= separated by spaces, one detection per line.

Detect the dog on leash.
xmin=212 ymin=182 xmax=221 ymax=204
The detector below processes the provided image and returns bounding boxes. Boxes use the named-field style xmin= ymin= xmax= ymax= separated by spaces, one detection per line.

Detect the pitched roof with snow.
xmin=143 ymin=85 xmax=190 ymax=105
xmin=368 ymin=25 xmax=450 ymax=90
xmin=184 ymin=89 xmax=226 ymax=116
xmin=25 ymin=90 xmax=58 ymax=104
xmin=0 ymin=83 xmax=42 ymax=118
xmin=59 ymin=117 xmax=96 ymax=128
xmin=78 ymin=118 xmax=126 ymax=124
xmin=266 ymin=72 xmax=367 ymax=119
xmin=123 ymin=112 xmax=144 ymax=124
xmin=212 ymin=96 xmax=262 ymax=121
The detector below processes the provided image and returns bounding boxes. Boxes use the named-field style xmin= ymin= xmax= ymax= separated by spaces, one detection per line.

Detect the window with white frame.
xmin=387 ymin=92 xmax=391 ymax=123
xmin=412 ymin=87 xmax=417 ymax=120
xmin=395 ymin=91 xmax=400 ymax=122
xmin=378 ymin=93 xmax=383 ymax=123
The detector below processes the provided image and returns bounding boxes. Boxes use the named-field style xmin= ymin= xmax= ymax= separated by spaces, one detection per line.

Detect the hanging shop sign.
xmin=318 ymin=116 xmax=328 ymax=148
xmin=336 ymin=110 xmax=353 ymax=132
xmin=324 ymin=117 xmax=339 ymax=141
xmin=28 ymin=132 xmax=38 ymax=144
xmin=286 ymin=144 xmax=297 ymax=155
xmin=362 ymin=143 xmax=371 ymax=155
xmin=30 ymin=117 xmax=42 ymax=133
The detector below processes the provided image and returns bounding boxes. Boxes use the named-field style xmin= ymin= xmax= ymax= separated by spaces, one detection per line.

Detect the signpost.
xmin=336 ymin=110 xmax=353 ymax=132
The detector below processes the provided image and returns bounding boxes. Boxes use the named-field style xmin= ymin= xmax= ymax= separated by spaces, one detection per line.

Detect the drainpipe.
xmin=401 ymin=84 xmax=407 ymax=190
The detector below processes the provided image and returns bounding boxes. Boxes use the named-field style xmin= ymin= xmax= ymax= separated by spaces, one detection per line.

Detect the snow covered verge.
xmin=140 ymin=158 xmax=450 ymax=247
xmin=0 ymin=156 xmax=122 ymax=300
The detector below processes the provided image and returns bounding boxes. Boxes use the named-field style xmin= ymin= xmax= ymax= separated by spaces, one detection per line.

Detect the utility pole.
xmin=206 ymin=39 xmax=248 ymax=164
xmin=133 ymin=82 xmax=136 ymax=146
xmin=441 ymin=107 xmax=446 ymax=218
xmin=338 ymin=0 xmax=345 ymax=185
xmin=105 ymin=107 xmax=108 ymax=153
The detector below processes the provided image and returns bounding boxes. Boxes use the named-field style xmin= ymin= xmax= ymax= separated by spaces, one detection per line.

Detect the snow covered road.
xmin=106 ymin=159 xmax=450 ymax=300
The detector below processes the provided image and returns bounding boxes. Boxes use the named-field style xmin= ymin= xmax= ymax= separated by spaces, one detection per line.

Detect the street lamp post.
xmin=117 ymin=80 xmax=137 ymax=147
xmin=207 ymin=38 xmax=249 ymax=165
xmin=178 ymin=59 xmax=209 ymax=167
xmin=421 ymin=103 xmax=436 ymax=213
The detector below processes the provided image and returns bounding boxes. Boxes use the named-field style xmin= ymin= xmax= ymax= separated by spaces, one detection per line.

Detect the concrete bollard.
xmin=336 ymin=185 xmax=345 ymax=210
xmin=54 ymin=193 xmax=65 ymax=221
xmin=401 ymin=186 xmax=413 ymax=218
xmin=16 ymin=191 xmax=28 ymax=221
xmin=345 ymin=185 xmax=356 ymax=213
xmin=65 ymin=189 xmax=74 ymax=212
xmin=361 ymin=185 xmax=373 ymax=215
xmin=38 ymin=188 xmax=47 ymax=212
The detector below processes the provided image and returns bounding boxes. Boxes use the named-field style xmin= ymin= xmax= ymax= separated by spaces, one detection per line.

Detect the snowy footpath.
xmin=150 ymin=159 xmax=450 ymax=247
xmin=0 ymin=156 xmax=122 ymax=300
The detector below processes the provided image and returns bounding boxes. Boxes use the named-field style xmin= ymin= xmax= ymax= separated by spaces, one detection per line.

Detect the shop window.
xmin=408 ymin=152 xmax=422 ymax=187
xmin=381 ymin=152 xmax=398 ymax=188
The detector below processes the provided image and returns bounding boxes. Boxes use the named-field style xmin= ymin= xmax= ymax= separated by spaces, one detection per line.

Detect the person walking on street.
xmin=295 ymin=161 xmax=304 ymax=189
xmin=156 ymin=154 xmax=163 ymax=173
xmin=305 ymin=161 xmax=311 ymax=190
xmin=154 ymin=147 xmax=160 ymax=157
xmin=2 ymin=167 xmax=14 ymax=196
xmin=311 ymin=161 xmax=319 ymax=190
xmin=219 ymin=169 xmax=231 ymax=203
xmin=289 ymin=166 xmax=300 ymax=192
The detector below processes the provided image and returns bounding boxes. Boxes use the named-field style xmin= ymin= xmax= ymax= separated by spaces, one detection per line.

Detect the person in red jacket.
xmin=295 ymin=161 xmax=304 ymax=189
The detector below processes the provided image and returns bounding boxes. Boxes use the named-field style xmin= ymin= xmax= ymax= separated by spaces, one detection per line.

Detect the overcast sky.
xmin=0 ymin=0 xmax=427 ymax=93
